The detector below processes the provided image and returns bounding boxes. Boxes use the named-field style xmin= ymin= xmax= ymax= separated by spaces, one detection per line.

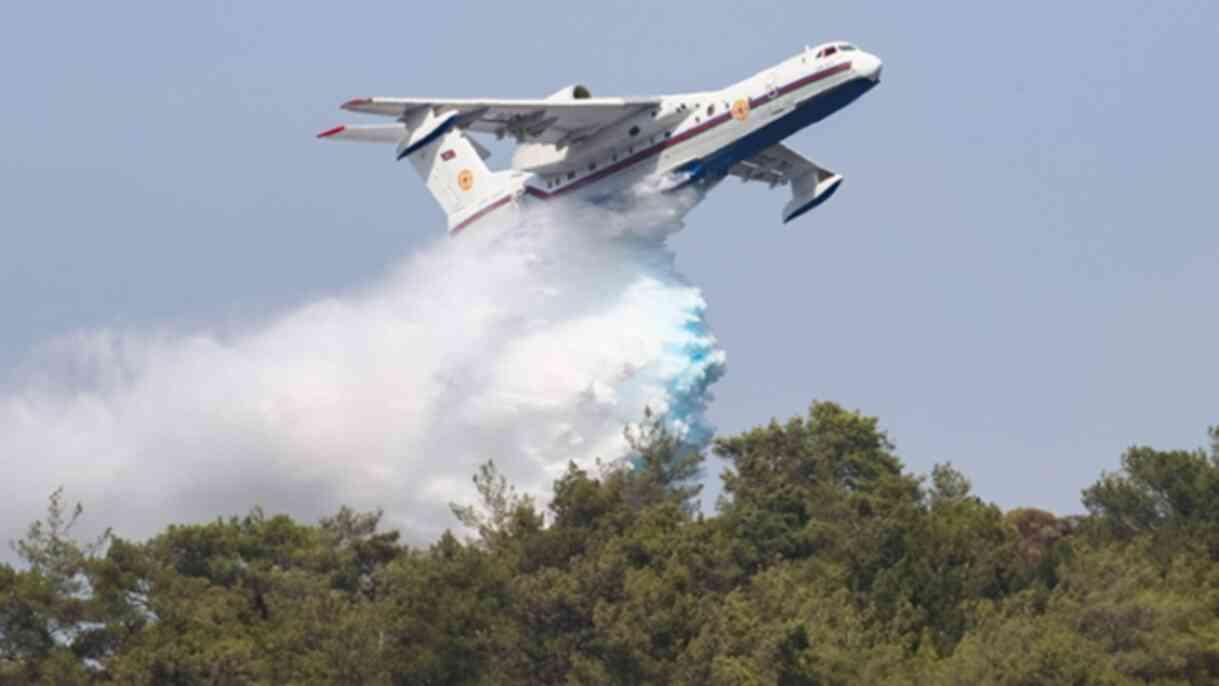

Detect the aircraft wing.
xmin=728 ymin=143 xmax=829 ymax=187
xmin=339 ymin=96 xmax=662 ymax=145
xmin=729 ymin=143 xmax=844 ymax=223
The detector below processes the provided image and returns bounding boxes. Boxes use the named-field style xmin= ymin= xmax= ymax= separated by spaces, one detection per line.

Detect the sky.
xmin=1 ymin=1 xmax=1216 ymax=546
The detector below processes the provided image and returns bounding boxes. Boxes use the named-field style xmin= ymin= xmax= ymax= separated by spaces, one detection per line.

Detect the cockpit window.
xmin=817 ymin=44 xmax=858 ymax=58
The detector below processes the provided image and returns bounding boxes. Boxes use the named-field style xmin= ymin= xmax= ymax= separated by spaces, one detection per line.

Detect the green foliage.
xmin=450 ymin=459 xmax=540 ymax=552
xmin=624 ymin=406 xmax=705 ymax=512
xmin=934 ymin=539 xmax=1219 ymax=684
xmin=1083 ymin=429 xmax=1219 ymax=538
xmin=4 ymin=405 xmax=1218 ymax=684
xmin=713 ymin=401 xmax=922 ymax=580
xmin=1 ymin=488 xmax=111 ymax=684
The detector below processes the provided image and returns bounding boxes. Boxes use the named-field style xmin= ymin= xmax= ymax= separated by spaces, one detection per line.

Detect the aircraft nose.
xmin=862 ymin=54 xmax=883 ymax=82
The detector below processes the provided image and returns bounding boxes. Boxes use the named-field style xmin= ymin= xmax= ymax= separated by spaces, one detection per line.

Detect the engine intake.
xmin=545 ymin=84 xmax=593 ymax=101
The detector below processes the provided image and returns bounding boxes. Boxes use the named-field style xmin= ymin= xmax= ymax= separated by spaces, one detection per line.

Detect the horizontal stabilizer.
xmin=315 ymin=123 xmax=491 ymax=161
xmin=316 ymin=124 xmax=406 ymax=143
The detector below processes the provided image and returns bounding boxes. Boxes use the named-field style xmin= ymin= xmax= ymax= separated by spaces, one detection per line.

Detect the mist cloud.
xmin=0 ymin=195 xmax=725 ymax=555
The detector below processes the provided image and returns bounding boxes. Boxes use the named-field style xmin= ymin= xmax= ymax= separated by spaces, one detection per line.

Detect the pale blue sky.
xmin=1 ymin=1 xmax=1216 ymax=516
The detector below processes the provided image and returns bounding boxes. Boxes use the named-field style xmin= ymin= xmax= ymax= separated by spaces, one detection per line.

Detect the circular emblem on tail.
xmin=731 ymin=98 xmax=751 ymax=122
xmin=457 ymin=169 xmax=474 ymax=192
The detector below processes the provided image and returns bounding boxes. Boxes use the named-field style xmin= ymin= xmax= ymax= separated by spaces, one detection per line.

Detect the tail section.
xmin=319 ymin=111 xmax=525 ymax=234
xmin=403 ymin=126 xmax=524 ymax=233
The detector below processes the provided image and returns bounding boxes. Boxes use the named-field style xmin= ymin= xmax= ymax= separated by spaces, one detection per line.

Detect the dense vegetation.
xmin=4 ymin=401 xmax=1219 ymax=684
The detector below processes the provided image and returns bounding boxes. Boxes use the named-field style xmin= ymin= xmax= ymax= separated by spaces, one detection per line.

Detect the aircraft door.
xmin=766 ymin=70 xmax=788 ymax=117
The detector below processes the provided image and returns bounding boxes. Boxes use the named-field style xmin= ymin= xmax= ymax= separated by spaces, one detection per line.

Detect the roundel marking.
xmin=731 ymin=98 xmax=751 ymax=122
xmin=457 ymin=169 xmax=474 ymax=192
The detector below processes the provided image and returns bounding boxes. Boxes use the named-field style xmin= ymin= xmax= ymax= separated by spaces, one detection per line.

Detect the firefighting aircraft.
xmin=319 ymin=42 xmax=882 ymax=234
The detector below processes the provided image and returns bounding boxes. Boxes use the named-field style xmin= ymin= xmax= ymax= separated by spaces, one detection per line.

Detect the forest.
xmin=3 ymin=401 xmax=1218 ymax=685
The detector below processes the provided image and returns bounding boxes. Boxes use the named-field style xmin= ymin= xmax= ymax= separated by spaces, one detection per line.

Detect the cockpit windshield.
xmin=816 ymin=43 xmax=857 ymax=58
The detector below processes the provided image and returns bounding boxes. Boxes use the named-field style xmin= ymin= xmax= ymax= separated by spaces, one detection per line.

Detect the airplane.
xmin=318 ymin=41 xmax=882 ymax=235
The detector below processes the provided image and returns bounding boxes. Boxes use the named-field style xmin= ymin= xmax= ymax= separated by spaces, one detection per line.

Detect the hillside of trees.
xmin=4 ymin=401 xmax=1219 ymax=684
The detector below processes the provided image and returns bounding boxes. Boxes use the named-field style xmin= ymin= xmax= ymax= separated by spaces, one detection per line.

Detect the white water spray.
xmin=0 ymin=193 xmax=725 ymax=550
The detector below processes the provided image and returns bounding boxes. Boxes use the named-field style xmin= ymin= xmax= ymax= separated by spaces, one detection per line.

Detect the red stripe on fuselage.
xmin=770 ymin=61 xmax=852 ymax=102
xmin=456 ymin=61 xmax=853 ymax=234
xmin=451 ymin=194 xmax=515 ymax=234
xmin=526 ymin=61 xmax=852 ymax=201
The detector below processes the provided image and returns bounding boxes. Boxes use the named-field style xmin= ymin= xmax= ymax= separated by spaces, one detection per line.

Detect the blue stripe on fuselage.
xmin=689 ymin=75 xmax=878 ymax=185
xmin=464 ymin=73 xmax=876 ymax=235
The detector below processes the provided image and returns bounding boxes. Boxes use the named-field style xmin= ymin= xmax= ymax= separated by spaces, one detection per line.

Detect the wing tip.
xmin=341 ymin=98 xmax=372 ymax=111
xmin=316 ymin=125 xmax=346 ymax=139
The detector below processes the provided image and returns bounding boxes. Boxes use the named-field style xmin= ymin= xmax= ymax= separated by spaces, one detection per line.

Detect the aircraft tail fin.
xmin=403 ymin=126 xmax=525 ymax=233
xmin=318 ymin=115 xmax=524 ymax=234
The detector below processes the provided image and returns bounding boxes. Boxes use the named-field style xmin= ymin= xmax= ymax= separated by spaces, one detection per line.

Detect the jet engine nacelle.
xmin=545 ymin=84 xmax=593 ymax=101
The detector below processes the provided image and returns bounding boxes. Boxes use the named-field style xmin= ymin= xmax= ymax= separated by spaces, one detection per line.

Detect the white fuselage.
xmin=510 ymin=43 xmax=882 ymax=209
xmin=321 ymin=42 xmax=881 ymax=233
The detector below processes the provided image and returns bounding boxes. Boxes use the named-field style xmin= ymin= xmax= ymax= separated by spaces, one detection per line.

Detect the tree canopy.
xmin=3 ymin=401 xmax=1217 ymax=684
